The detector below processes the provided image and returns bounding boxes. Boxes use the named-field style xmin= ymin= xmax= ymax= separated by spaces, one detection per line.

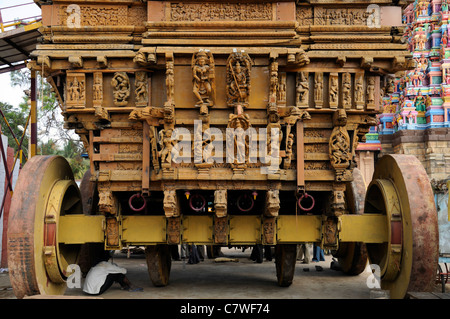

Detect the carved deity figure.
xmin=226 ymin=51 xmax=252 ymax=108
xmin=278 ymin=73 xmax=286 ymax=106
xmin=355 ymin=74 xmax=364 ymax=105
xmin=70 ymin=77 xmax=83 ymax=101
xmin=314 ymin=73 xmax=323 ymax=106
xmin=226 ymin=109 xmax=251 ymax=167
xmin=192 ymin=50 xmax=215 ymax=113
xmin=93 ymin=73 xmax=102 ymax=103
xmin=283 ymin=132 xmax=294 ymax=169
xmin=411 ymin=69 xmax=424 ymax=87
xmin=330 ymin=128 xmax=351 ymax=167
xmin=342 ymin=73 xmax=351 ymax=108
xmin=67 ymin=74 xmax=86 ymax=108
xmin=166 ymin=60 xmax=175 ymax=104
xmin=159 ymin=128 xmax=175 ymax=164
xmin=111 ymin=72 xmax=130 ymax=106
xmin=135 ymin=71 xmax=148 ymax=106
xmin=296 ymin=72 xmax=309 ymax=107
xmin=329 ymin=74 xmax=339 ymax=106
xmin=366 ymin=77 xmax=375 ymax=105
xmin=414 ymin=90 xmax=426 ymax=112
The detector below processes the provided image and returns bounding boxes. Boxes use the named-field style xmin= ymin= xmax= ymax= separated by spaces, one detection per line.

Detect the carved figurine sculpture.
xmin=111 ymin=72 xmax=130 ymax=106
xmin=192 ymin=50 xmax=215 ymax=114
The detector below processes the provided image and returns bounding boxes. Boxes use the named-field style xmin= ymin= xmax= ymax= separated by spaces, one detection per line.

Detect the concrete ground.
xmin=0 ymin=247 xmax=447 ymax=300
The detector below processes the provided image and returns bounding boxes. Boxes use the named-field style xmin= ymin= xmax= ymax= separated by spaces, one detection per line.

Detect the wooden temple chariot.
xmin=6 ymin=0 xmax=440 ymax=300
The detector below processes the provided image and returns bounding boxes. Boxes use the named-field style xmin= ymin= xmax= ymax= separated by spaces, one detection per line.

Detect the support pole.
xmin=30 ymin=69 xmax=37 ymax=157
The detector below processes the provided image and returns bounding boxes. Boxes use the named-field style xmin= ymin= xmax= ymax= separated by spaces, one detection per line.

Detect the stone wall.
xmin=379 ymin=128 xmax=450 ymax=181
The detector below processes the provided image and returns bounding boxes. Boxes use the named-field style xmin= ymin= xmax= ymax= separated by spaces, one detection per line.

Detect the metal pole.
xmin=30 ymin=69 xmax=37 ymax=157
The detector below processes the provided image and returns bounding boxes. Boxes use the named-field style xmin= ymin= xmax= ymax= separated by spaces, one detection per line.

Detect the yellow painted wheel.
xmin=8 ymin=156 xmax=83 ymax=298
xmin=364 ymin=155 xmax=439 ymax=299
xmin=334 ymin=168 xmax=368 ymax=275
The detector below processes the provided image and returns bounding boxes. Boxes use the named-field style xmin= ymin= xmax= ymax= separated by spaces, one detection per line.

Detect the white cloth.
xmin=83 ymin=261 xmax=127 ymax=294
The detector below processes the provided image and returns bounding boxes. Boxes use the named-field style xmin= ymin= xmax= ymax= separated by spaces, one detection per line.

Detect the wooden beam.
xmin=296 ymin=120 xmax=305 ymax=190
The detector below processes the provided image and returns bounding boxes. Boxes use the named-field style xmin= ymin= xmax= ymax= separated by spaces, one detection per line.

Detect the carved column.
xmin=263 ymin=189 xmax=280 ymax=245
xmin=214 ymin=189 xmax=228 ymax=245
xmin=164 ymin=188 xmax=181 ymax=244
xmin=329 ymin=109 xmax=352 ymax=182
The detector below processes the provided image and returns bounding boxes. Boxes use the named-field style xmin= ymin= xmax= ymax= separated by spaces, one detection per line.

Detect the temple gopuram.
xmin=379 ymin=0 xmax=450 ymax=182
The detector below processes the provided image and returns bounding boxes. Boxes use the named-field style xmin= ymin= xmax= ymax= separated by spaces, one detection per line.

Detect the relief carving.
xmin=366 ymin=76 xmax=376 ymax=109
xmin=226 ymin=51 xmax=252 ymax=109
xmin=66 ymin=73 xmax=85 ymax=109
xmin=164 ymin=189 xmax=179 ymax=218
xmin=296 ymin=71 xmax=309 ymax=108
xmin=135 ymin=71 xmax=148 ymax=107
xmin=93 ymin=72 xmax=103 ymax=107
xmin=265 ymin=189 xmax=280 ymax=217
xmin=214 ymin=189 xmax=227 ymax=218
xmin=111 ymin=72 xmax=130 ymax=106
xmin=355 ymin=73 xmax=365 ymax=109
xmin=329 ymin=110 xmax=352 ymax=182
xmin=278 ymin=73 xmax=287 ymax=107
xmin=329 ymin=73 xmax=339 ymax=109
xmin=60 ymin=5 xmax=128 ymax=27
xmin=192 ymin=50 xmax=215 ymax=115
xmin=226 ymin=106 xmax=252 ymax=169
xmin=314 ymin=72 xmax=323 ymax=108
xmin=313 ymin=7 xmax=375 ymax=26
xmin=170 ymin=3 xmax=272 ymax=21
xmin=167 ymin=217 xmax=181 ymax=244
xmin=342 ymin=72 xmax=352 ymax=109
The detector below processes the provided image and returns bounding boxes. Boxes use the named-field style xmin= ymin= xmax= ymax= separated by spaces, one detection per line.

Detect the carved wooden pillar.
xmin=263 ymin=189 xmax=280 ymax=245
xmin=164 ymin=188 xmax=181 ymax=245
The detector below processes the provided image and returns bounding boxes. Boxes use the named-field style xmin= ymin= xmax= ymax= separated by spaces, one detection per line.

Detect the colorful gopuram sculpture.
xmin=380 ymin=0 xmax=450 ymax=135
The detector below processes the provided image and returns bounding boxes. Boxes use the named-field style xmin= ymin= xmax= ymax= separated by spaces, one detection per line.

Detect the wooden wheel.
xmin=275 ymin=244 xmax=297 ymax=287
xmin=364 ymin=154 xmax=439 ymax=299
xmin=8 ymin=156 xmax=83 ymax=298
xmin=145 ymin=244 xmax=172 ymax=287
xmin=333 ymin=168 xmax=368 ymax=275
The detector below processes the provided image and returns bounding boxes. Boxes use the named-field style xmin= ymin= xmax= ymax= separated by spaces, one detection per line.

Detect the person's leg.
xmin=97 ymin=274 xmax=118 ymax=295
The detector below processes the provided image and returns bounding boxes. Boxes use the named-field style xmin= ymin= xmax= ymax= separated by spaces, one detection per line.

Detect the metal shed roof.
xmin=0 ymin=21 xmax=41 ymax=74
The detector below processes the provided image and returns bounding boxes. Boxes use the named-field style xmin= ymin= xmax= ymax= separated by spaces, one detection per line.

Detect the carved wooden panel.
xmin=66 ymin=73 xmax=85 ymax=109
xmin=170 ymin=3 xmax=273 ymax=21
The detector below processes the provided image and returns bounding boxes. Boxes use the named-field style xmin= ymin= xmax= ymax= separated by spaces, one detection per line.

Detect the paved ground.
xmin=0 ymin=247 xmax=447 ymax=301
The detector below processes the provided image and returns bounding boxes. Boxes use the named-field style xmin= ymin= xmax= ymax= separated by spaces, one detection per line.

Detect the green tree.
xmin=0 ymin=100 xmax=29 ymax=160
xmin=7 ymin=69 xmax=89 ymax=179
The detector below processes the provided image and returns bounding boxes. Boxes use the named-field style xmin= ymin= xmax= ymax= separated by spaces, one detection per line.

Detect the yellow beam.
xmin=57 ymin=214 xmax=389 ymax=245
xmin=58 ymin=215 xmax=104 ymax=244
xmin=229 ymin=215 xmax=261 ymax=245
xmin=122 ymin=216 xmax=166 ymax=245
xmin=339 ymin=214 xmax=388 ymax=243
xmin=182 ymin=216 xmax=213 ymax=244
xmin=277 ymin=215 xmax=322 ymax=243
